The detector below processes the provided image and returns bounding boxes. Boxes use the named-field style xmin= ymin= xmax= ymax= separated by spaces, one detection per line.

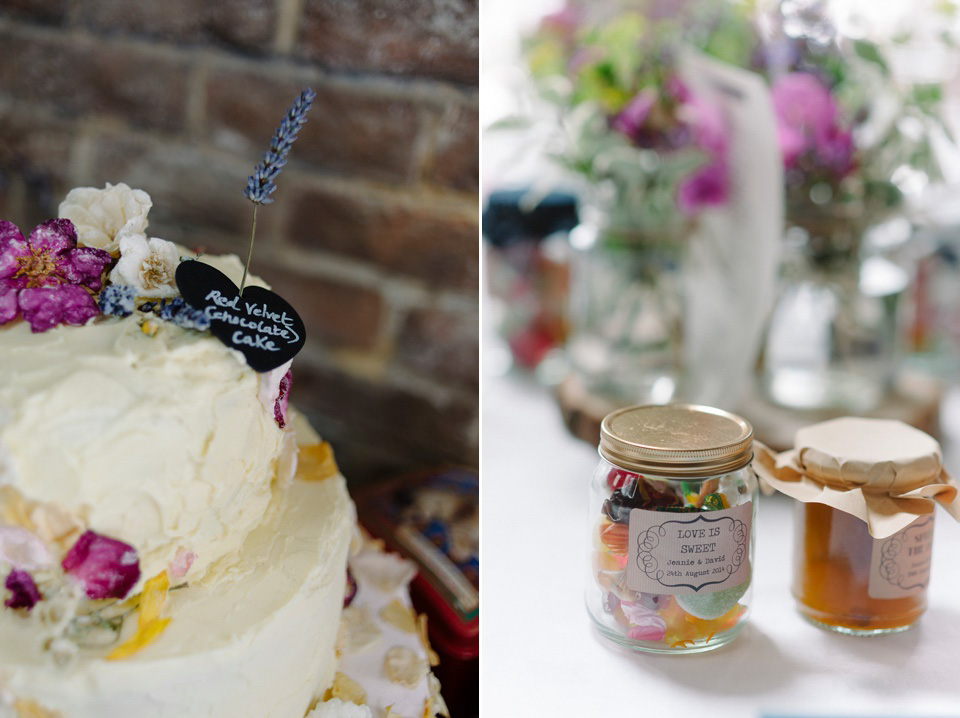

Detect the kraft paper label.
xmin=868 ymin=514 xmax=934 ymax=599
xmin=626 ymin=502 xmax=752 ymax=596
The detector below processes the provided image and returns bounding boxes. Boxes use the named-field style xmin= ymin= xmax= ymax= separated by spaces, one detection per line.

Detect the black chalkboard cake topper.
xmin=176 ymin=260 xmax=306 ymax=373
xmin=177 ymin=87 xmax=315 ymax=372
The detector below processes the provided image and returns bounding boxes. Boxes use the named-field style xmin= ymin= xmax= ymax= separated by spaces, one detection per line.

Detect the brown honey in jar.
xmin=754 ymin=417 xmax=959 ymax=635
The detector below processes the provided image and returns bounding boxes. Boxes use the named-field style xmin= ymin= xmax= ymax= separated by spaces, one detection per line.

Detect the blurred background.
xmin=482 ymin=0 xmax=960 ymax=715
xmin=484 ymin=0 xmax=960 ymax=454
xmin=0 ymin=2 xmax=478 ymax=714
xmin=0 ymin=0 xmax=478 ymax=484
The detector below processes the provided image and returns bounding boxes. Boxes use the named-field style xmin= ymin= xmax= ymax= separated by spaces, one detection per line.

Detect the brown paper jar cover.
xmin=753 ymin=417 xmax=960 ymax=538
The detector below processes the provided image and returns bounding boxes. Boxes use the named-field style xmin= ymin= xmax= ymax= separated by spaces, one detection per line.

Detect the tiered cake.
xmin=0 ymin=185 xmax=355 ymax=717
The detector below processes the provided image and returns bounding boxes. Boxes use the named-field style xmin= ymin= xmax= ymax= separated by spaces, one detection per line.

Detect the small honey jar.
xmin=754 ymin=417 xmax=960 ymax=635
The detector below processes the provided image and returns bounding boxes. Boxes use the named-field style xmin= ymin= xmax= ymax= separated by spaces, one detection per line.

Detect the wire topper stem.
xmin=239 ymin=87 xmax=316 ymax=294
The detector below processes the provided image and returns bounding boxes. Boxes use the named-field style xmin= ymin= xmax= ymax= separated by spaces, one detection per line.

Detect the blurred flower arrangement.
xmin=524 ymin=5 xmax=741 ymax=234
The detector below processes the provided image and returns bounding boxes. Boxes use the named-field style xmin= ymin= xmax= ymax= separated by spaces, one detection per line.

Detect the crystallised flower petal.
xmin=58 ymin=183 xmax=152 ymax=254
xmin=106 ymin=571 xmax=171 ymax=661
xmin=350 ymin=550 xmax=416 ymax=594
xmin=13 ymin=698 xmax=62 ymax=718
xmin=4 ymin=569 xmax=42 ymax=610
xmin=108 ymin=232 xmax=180 ymax=298
xmin=307 ymin=698 xmax=373 ymax=718
xmin=61 ymin=531 xmax=141 ymax=600
xmin=380 ymin=599 xmax=418 ymax=634
xmin=417 ymin=614 xmax=440 ymax=667
xmin=0 ymin=526 xmax=52 ymax=571
xmin=299 ymin=442 xmax=340 ymax=482
xmin=383 ymin=646 xmax=428 ymax=689
xmin=342 ymin=605 xmax=382 ymax=654
xmin=428 ymin=675 xmax=450 ymax=718
xmin=326 ymin=672 xmax=367 ymax=705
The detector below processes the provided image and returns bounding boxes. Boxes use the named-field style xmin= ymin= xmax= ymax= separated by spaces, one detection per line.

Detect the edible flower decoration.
xmin=107 ymin=570 xmax=172 ymax=660
xmin=0 ymin=219 xmax=111 ymax=333
xmin=58 ymin=182 xmax=152 ymax=254
xmin=61 ymin=530 xmax=141 ymax=600
xmin=108 ymin=231 xmax=180 ymax=298
xmin=4 ymin=569 xmax=42 ymax=610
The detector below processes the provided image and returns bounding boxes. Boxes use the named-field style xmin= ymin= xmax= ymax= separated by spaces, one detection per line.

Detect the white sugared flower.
xmin=109 ymin=231 xmax=179 ymax=298
xmin=58 ymin=182 xmax=152 ymax=254
xmin=306 ymin=698 xmax=373 ymax=718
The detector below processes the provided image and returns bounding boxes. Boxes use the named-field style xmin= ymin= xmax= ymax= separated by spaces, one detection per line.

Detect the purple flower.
xmin=610 ymin=91 xmax=657 ymax=142
xmin=677 ymin=161 xmax=729 ymax=215
xmin=4 ymin=569 xmax=42 ymax=610
xmin=0 ymin=219 xmax=111 ymax=333
xmin=62 ymin=530 xmax=141 ymax=600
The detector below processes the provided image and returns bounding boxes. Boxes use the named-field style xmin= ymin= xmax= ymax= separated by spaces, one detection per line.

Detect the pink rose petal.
xmin=4 ymin=569 xmax=42 ymax=610
xmin=274 ymin=369 xmax=292 ymax=429
xmin=170 ymin=548 xmax=196 ymax=580
xmin=0 ymin=279 xmax=23 ymax=325
xmin=0 ymin=526 xmax=53 ymax=570
xmin=60 ymin=246 xmax=112 ymax=290
xmin=62 ymin=530 xmax=141 ymax=600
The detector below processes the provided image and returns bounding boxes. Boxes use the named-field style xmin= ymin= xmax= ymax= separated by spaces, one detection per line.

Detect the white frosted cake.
xmin=0 ymin=185 xmax=356 ymax=717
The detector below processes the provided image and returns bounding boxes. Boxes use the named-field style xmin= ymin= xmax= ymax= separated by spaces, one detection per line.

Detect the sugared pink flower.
xmin=4 ymin=569 xmax=42 ymax=610
xmin=0 ymin=219 xmax=111 ymax=333
xmin=62 ymin=530 xmax=141 ymax=600
xmin=677 ymin=161 xmax=729 ymax=215
xmin=170 ymin=548 xmax=196 ymax=581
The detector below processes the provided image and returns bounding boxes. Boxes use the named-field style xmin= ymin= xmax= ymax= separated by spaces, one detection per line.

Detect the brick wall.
xmin=0 ymin=0 xmax=479 ymax=483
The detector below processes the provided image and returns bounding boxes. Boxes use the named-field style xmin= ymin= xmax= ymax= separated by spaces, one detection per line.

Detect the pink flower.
xmin=274 ymin=369 xmax=292 ymax=428
xmin=677 ymin=161 xmax=729 ymax=215
xmin=4 ymin=569 xmax=42 ymax=610
xmin=771 ymin=72 xmax=855 ymax=175
xmin=611 ymin=91 xmax=657 ymax=141
xmin=62 ymin=530 xmax=141 ymax=600
xmin=0 ymin=219 xmax=111 ymax=333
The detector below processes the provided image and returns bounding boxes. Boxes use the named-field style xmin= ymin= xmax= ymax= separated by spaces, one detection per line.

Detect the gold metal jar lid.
xmin=599 ymin=404 xmax=754 ymax=478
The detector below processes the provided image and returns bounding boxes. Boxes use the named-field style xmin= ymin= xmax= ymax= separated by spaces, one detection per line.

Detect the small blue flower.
xmin=243 ymin=88 xmax=316 ymax=205
xmin=153 ymin=297 xmax=211 ymax=331
xmin=98 ymin=285 xmax=137 ymax=318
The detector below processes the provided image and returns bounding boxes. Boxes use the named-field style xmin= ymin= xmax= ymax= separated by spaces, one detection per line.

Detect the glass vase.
xmin=757 ymin=214 xmax=908 ymax=413
xmin=566 ymin=216 xmax=687 ymax=406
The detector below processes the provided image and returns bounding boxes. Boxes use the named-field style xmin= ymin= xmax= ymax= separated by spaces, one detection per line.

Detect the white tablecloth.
xmin=482 ymin=367 xmax=960 ymax=717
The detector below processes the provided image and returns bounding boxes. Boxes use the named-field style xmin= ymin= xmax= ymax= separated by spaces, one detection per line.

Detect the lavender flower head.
xmin=243 ymin=88 xmax=316 ymax=205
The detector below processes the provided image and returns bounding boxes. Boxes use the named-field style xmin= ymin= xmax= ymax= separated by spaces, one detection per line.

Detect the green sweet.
xmin=676 ymin=577 xmax=750 ymax=620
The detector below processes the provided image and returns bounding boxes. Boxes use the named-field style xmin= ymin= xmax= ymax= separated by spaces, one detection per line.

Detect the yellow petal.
xmin=298 ymin=442 xmax=339 ymax=481
xmin=13 ymin=698 xmax=62 ymax=718
xmin=107 ymin=618 xmax=172 ymax=661
xmin=106 ymin=571 xmax=172 ymax=661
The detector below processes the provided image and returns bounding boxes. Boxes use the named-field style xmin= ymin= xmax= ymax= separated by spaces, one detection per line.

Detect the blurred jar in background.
xmin=482 ymin=190 xmax=578 ymax=372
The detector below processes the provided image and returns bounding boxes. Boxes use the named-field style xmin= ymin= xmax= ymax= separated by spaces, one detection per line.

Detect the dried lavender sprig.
xmin=243 ymin=88 xmax=316 ymax=206
xmin=240 ymin=87 xmax=316 ymax=293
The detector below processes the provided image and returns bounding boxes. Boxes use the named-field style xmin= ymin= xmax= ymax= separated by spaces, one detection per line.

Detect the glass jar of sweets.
xmin=587 ymin=404 xmax=758 ymax=654
xmin=754 ymin=417 xmax=960 ymax=635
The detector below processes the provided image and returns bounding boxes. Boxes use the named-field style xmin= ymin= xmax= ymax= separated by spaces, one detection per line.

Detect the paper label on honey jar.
xmin=626 ymin=503 xmax=751 ymax=595
xmin=868 ymin=514 xmax=934 ymax=599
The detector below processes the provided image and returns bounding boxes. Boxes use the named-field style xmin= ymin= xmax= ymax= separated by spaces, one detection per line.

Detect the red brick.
xmin=397 ymin=307 xmax=478 ymax=389
xmin=291 ymin=361 xmax=477 ymax=481
xmin=425 ymin=102 xmax=477 ymax=193
xmin=0 ymin=108 xmax=75 ymax=226
xmin=298 ymin=0 xmax=478 ymax=85
xmin=285 ymin=185 xmax=478 ymax=292
xmin=88 ymin=132 xmax=254 ymax=243
xmin=0 ymin=0 xmax=67 ymax=24
xmin=80 ymin=0 xmax=276 ymax=54
xmin=0 ymin=30 xmax=190 ymax=131
xmin=205 ymin=66 xmax=423 ymax=185
xmin=255 ymin=263 xmax=385 ymax=350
